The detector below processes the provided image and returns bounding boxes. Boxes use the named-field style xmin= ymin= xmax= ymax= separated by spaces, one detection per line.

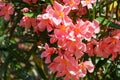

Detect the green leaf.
xmin=23 ymin=12 xmax=34 ymax=17
xmin=96 ymin=17 xmax=120 ymax=29
xmin=95 ymin=58 xmax=108 ymax=71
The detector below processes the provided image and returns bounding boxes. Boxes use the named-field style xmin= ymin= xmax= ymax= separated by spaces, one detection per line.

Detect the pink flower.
xmin=21 ymin=7 xmax=29 ymax=13
xmin=78 ymin=61 xmax=94 ymax=77
xmin=63 ymin=0 xmax=80 ymax=10
xmin=37 ymin=13 xmax=54 ymax=32
xmin=41 ymin=43 xmax=56 ymax=63
xmin=47 ymin=1 xmax=71 ymax=26
xmin=19 ymin=16 xmax=38 ymax=31
xmin=23 ymin=0 xmax=38 ymax=4
xmin=0 ymin=3 xmax=14 ymax=20
xmin=81 ymin=0 xmax=96 ymax=9
xmin=75 ymin=19 xmax=100 ymax=41
xmin=19 ymin=16 xmax=32 ymax=29
xmin=86 ymin=40 xmax=98 ymax=56
xmin=31 ymin=18 xmax=39 ymax=33
xmin=94 ymin=37 xmax=112 ymax=58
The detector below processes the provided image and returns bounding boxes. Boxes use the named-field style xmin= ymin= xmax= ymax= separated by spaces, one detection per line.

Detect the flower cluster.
xmin=16 ymin=0 xmax=120 ymax=80
xmin=86 ymin=29 xmax=120 ymax=61
xmin=1 ymin=0 xmax=120 ymax=80
xmin=34 ymin=1 xmax=98 ymax=79
xmin=48 ymin=51 xmax=94 ymax=80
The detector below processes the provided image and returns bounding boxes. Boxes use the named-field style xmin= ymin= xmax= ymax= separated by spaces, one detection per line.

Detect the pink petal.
xmin=53 ymin=1 xmax=64 ymax=12
xmin=63 ymin=6 xmax=71 ymax=15
xmin=45 ymin=55 xmax=51 ymax=63
xmin=4 ymin=15 xmax=10 ymax=21
xmin=41 ymin=52 xmax=48 ymax=58
xmin=81 ymin=1 xmax=87 ymax=7
xmin=87 ymin=4 xmax=92 ymax=9
xmin=84 ymin=61 xmax=94 ymax=73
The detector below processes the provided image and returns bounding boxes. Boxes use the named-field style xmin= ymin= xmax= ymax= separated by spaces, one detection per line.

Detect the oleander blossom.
xmin=36 ymin=1 xmax=72 ymax=32
xmin=19 ymin=16 xmax=38 ymax=31
xmin=81 ymin=0 xmax=96 ymax=9
xmin=36 ymin=11 xmax=54 ymax=32
xmin=41 ymin=43 xmax=56 ymax=63
xmin=45 ymin=1 xmax=71 ymax=26
xmin=0 ymin=3 xmax=14 ymax=20
xmin=63 ymin=0 xmax=80 ymax=10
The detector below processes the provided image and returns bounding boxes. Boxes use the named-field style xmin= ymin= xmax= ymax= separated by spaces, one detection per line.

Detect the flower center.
xmin=61 ymin=25 xmax=66 ymax=31
xmin=55 ymin=10 xmax=64 ymax=18
xmin=85 ymin=0 xmax=90 ymax=3
xmin=70 ymin=0 xmax=75 ymax=6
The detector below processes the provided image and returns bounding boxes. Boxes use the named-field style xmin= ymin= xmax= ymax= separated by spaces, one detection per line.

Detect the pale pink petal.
xmin=84 ymin=61 xmax=94 ymax=73
xmin=37 ymin=21 xmax=46 ymax=31
xmin=63 ymin=6 xmax=71 ymax=15
xmin=75 ymin=50 xmax=84 ymax=59
xmin=81 ymin=1 xmax=87 ymax=7
xmin=53 ymin=1 xmax=64 ymax=12
xmin=63 ymin=16 xmax=73 ymax=26
xmin=47 ymin=25 xmax=53 ymax=32
xmin=52 ymin=17 xmax=62 ymax=25
xmin=87 ymin=4 xmax=93 ymax=9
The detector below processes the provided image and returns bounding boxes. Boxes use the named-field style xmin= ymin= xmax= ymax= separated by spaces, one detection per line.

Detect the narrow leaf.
xmin=96 ymin=17 xmax=120 ymax=29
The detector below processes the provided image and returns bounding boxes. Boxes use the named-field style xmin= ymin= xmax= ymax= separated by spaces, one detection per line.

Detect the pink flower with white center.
xmin=0 ymin=3 xmax=14 ymax=20
xmin=78 ymin=61 xmax=94 ymax=77
xmin=23 ymin=0 xmax=38 ymax=4
xmin=41 ymin=43 xmax=56 ymax=63
xmin=81 ymin=0 xmax=96 ymax=9
xmin=63 ymin=0 xmax=80 ymax=10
